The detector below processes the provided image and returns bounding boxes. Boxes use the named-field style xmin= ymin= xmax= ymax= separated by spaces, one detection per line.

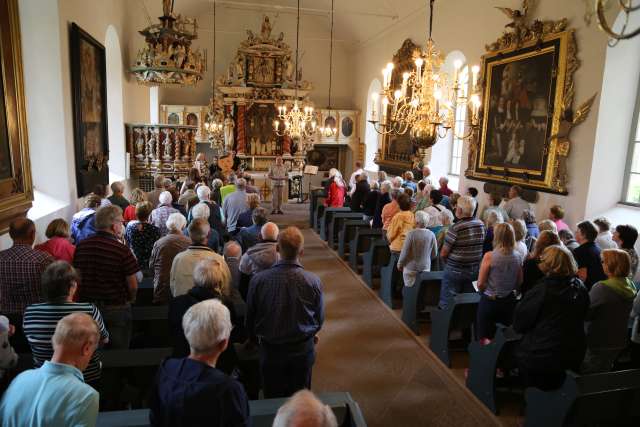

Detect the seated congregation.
xmin=315 ymin=162 xmax=640 ymax=419
xmin=0 ymin=168 xmax=335 ymax=427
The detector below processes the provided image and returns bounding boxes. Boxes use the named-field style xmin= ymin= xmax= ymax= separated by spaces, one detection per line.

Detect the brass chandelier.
xmin=273 ymin=0 xmax=316 ymax=141
xmin=594 ymin=0 xmax=640 ymax=42
xmin=203 ymin=0 xmax=224 ymax=147
xmin=368 ymin=0 xmax=482 ymax=148
xmin=318 ymin=0 xmax=338 ymax=138
xmin=131 ymin=0 xmax=206 ymax=86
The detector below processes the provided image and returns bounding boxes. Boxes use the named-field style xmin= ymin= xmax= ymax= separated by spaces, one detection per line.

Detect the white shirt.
xmin=503 ymin=197 xmax=530 ymax=220
xmin=515 ymin=241 xmax=528 ymax=263
xmin=596 ymin=231 xmax=617 ymax=250
xmin=349 ymin=168 xmax=364 ymax=195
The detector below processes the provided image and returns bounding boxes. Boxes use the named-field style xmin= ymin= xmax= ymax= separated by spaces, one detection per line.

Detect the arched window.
xmin=105 ymin=25 xmax=127 ymax=182
xmin=364 ymin=79 xmax=382 ymax=171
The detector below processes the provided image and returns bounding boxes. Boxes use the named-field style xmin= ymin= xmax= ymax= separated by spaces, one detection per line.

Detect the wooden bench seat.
xmin=320 ymin=207 xmax=351 ymax=241
xmin=361 ymin=239 xmax=390 ymax=289
xmin=348 ymin=228 xmax=383 ymax=271
xmin=328 ymin=212 xmax=365 ymax=250
xmin=338 ymin=220 xmax=370 ymax=259
xmin=401 ymin=271 xmax=444 ymax=334
xmin=429 ymin=292 xmax=480 ymax=366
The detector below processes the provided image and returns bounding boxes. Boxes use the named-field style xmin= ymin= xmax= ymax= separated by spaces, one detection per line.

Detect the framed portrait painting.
xmin=466 ymin=28 xmax=577 ymax=195
xmin=0 ymin=0 xmax=34 ymax=233
xmin=70 ymin=23 xmax=109 ymax=197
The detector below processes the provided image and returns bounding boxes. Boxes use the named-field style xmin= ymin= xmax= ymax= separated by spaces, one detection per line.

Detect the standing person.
xmin=503 ymin=185 xmax=530 ymax=220
xmin=594 ymin=217 xmax=617 ymax=250
xmin=583 ymin=249 xmax=637 ymax=373
xmin=150 ymin=191 xmax=180 ymax=236
xmin=35 ymin=218 xmax=76 ymax=263
xmin=123 ymin=188 xmax=147 ymax=224
xmin=220 ymin=173 xmax=237 ymax=202
xmin=222 ymin=178 xmax=248 ymax=235
xmin=149 ymin=213 xmax=191 ymax=305
xmin=192 ymin=153 xmax=209 ymax=182
xmin=476 ymin=223 xmax=522 ymax=340
xmin=348 ymin=161 xmax=364 ymax=196
xmin=246 ymin=227 xmax=324 ymax=398
xmin=149 ymin=300 xmax=250 ymax=426
xmin=23 ymin=261 xmax=109 ymax=386
xmin=513 ymin=245 xmax=589 ymax=390
xmin=350 ymin=174 xmax=370 ymax=212
xmin=178 ymin=180 xmax=197 ymax=207
xmin=269 ymin=156 xmax=288 ymax=215
xmin=372 ymin=181 xmax=392 ymax=229
xmin=0 ymin=313 xmax=100 ymax=427
xmin=421 ymin=165 xmax=432 ymax=185
xmin=189 ymin=185 xmax=226 ymax=241
xmin=574 ymin=220 xmax=607 ymax=290
xmin=403 ymin=171 xmax=417 ymax=193
xmin=381 ymin=189 xmax=401 ymax=231
xmin=236 ymin=193 xmax=260 ymax=230
xmin=438 ymin=177 xmax=453 ymax=197
xmin=124 ymin=201 xmax=161 ymax=272
xmin=235 ymin=207 xmax=268 ymax=253
xmin=363 ymin=181 xmax=381 ymax=223
xmin=211 ymin=178 xmax=224 ymax=206
xmin=146 ymin=175 xmax=166 ymax=208
xmin=481 ymin=193 xmax=507 ymax=224
xmin=387 ymin=193 xmax=415 ymax=253
xmin=439 ymin=196 xmax=485 ymax=309
xmin=397 ymin=211 xmax=437 ymax=288
xmin=273 ymin=390 xmax=338 ymax=427
xmin=559 ymin=229 xmax=580 ymax=252
xmin=377 ymin=170 xmax=388 ymax=186
xmin=549 ymin=205 xmax=569 ymax=232
xmin=73 ymin=205 xmax=140 ymax=349
xmin=613 ymin=224 xmax=639 ymax=278
xmin=324 ymin=169 xmax=346 ymax=208
xmin=107 ymin=181 xmax=130 ymax=212
xmin=521 ymin=230 xmax=561 ymax=296
xmin=239 ymin=222 xmax=279 ymax=276
xmin=70 ymin=194 xmax=102 ymax=244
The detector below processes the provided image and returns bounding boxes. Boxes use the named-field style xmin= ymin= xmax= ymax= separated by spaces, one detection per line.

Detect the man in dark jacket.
xmin=151 ymin=299 xmax=249 ymax=426
xmin=350 ymin=174 xmax=370 ymax=212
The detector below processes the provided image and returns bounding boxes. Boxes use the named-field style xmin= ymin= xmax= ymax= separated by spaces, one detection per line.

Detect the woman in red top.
xmin=325 ymin=168 xmax=347 ymax=208
xmin=35 ymin=218 xmax=75 ymax=263
xmin=124 ymin=188 xmax=147 ymax=224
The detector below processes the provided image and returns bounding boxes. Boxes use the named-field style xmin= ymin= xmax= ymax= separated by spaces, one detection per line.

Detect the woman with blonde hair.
xmin=583 ymin=249 xmax=637 ymax=373
xmin=514 ymin=245 xmax=589 ymax=390
xmin=236 ymin=193 xmax=261 ymax=229
xmin=476 ymin=223 xmax=523 ymax=339
xmin=35 ymin=218 xmax=76 ymax=263
xmin=521 ymin=230 xmax=561 ymax=295
xmin=509 ymin=219 xmax=528 ymax=262
xmin=124 ymin=188 xmax=147 ymax=224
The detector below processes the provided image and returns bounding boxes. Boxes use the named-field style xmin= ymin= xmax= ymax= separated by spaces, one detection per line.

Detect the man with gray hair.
xmin=247 ymin=226 xmax=324 ymax=398
xmin=189 ymin=202 xmax=221 ymax=252
xmin=150 ymin=190 xmax=180 ymax=236
xmin=146 ymin=175 xmax=166 ymax=208
xmin=273 ymin=390 xmax=338 ymax=427
xmin=439 ymin=195 xmax=485 ymax=309
xmin=149 ymin=212 xmax=192 ymax=304
xmin=222 ymin=178 xmax=248 ymax=234
xmin=107 ymin=181 xmax=130 ymax=211
xmin=235 ymin=206 xmax=268 ymax=252
xmin=150 ymin=299 xmax=250 ymax=426
xmin=397 ymin=210 xmax=438 ymax=288
xmin=170 ymin=218 xmax=231 ymax=297
xmin=74 ymin=205 xmax=139 ymax=348
xmin=239 ymin=222 xmax=279 ymax=276
xmin=190 ymin=184 xmax=226 ymax=240
xmin=0 ymin=313 xmax=100 ymax=426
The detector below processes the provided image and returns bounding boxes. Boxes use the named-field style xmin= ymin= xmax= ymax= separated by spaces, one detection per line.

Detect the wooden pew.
xmin=348 ymin=228 xmax=383 ymax=271
xmin=401 ymin=271 xmax=444 ymax=334
xmin=134 ymin=277 xmax=155 ymax=306
xmin=131 ymin=305 xmax=170 ymax=348
xmin=100 ymin=347 xmax=172 ymax=369
xmin=379 ymin=251 xmax=403 ymax=308
xmin=328 ymin=212 xmax=364 ymax=249
xmin=320 ymin=207 xmax=351 ymax=241
xmin=309 ymin=188 xmax=326 ymax=228
xmin=96 ymin=392 xmax=368 ymax=427
xmin=429 ymin=292 xmax=480 ymax=366
xmin=313 ymin=203 xmax=325 ymax=233
xmin=338 ymin=220 xmax=370 ymax=259
xmin=524 ymin=369 xmax=640 ymax=427
xmin=361 ymin=240 xmax=390 ymax=289
xmin=466 ymin=325 xmax=522 ymax=413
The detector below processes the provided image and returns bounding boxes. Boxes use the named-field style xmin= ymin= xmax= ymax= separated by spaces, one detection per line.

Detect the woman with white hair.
xmin=324 ymin=168 xmax=346 ymax=208
xmin=168 ymin=259 xmax=239 ymax=374
xmin=482 ymin=210 xmax=504 ymax=254
xmin=211 ymin=178 xmax=224 ymax=206
xmin=189 ymin=185 xmax=226 ymax=241
xmin=397 ymin=210 xmax=438 ymax=288
xmin=149 ymin=212 xmax=191 ymax=304
xmin=372 ymin=180 xmax=392 ymax=229
xmin=150 ymin=191 xmax=180 ymax=236
xmin=436 ymin=208 xmax=455 ymax=249
xmin=150 ymin=299 xmax=249 ymax=426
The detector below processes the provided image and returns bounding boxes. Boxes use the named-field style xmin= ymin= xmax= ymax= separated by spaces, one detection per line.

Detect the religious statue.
xmin=173 ymin=45 xmax=186 ymax=68
xmin=224 ymin=116 xmax=235 ymax=152
xmin=246 ymin=30 xmax=257 ymax=45
xmin=162 ymin=129 xmax=173 ymax=161
xmin=261 ymin=16 xmax=273 ymax=41
xmin=234 ymin=54 xmax=245 ymax=81
xmin=276 ymin=32 xmax=285 ymax=48
xmin=283 ymin=55 xmax=295 ymax=83
xmin=135 ymin=130 xmax=145 ymax=160
xmin=147 ymin=128 xmax=158 ymax=159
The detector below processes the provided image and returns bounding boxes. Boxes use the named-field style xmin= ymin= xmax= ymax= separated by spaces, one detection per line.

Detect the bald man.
xmin=0 ymin=313 xmax=100 ymax=426
xmin=239 ymin=222 xmax=279 ymax=275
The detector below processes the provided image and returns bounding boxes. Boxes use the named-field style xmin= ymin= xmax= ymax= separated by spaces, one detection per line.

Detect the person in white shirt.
xmin=421 ymin=165 xmax=432 ymax=185
xmin=503 ymin=185 xmax=530 ymax=220
xmin=594 ymin=217 xmax=617 ymax=250
xmin=348 ymin=161 xmax=364 ymax=196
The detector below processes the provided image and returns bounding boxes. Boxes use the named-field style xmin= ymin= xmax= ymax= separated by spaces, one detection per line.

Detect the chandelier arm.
xmin=596 ymin=0 xmax=640 ymax=40
xmin=428 ymin=0 xmax=435 ymax=41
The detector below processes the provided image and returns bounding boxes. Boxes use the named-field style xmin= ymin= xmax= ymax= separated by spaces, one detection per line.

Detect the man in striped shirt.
xmin=439 ymin=196 xmax=485 ymax=309
xmin=23 ymin=261 xmax=109 ymax=385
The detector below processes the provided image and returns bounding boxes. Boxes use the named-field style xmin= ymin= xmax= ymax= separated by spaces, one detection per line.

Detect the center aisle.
xmin=273 ymin=204 xmax=499 ymax=427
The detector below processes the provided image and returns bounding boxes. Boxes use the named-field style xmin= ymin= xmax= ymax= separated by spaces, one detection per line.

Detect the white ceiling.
xmin=142 ymin=0 xmax=428 ymax=48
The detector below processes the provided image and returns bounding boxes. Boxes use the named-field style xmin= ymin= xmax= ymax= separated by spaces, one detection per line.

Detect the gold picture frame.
xmin=466 ymin=6 xmax=594 ymax=195
xmin=0 ymin=0 xmax=33 ymax=233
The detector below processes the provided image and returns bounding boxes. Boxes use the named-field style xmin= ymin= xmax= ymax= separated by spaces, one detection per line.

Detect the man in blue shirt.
xmin=246 ymin=226 xmax=324 ymax=398
xmin=0 ymin=312 xmax=100 ymax=426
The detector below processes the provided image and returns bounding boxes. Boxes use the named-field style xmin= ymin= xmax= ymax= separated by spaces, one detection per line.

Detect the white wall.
xmin=105 ymin=25 xmax=127 ymax=181
xmin=352 ymin=0 xmax=611 ymax=227
xmin=364 ymin=79 xmax=382 ymax=171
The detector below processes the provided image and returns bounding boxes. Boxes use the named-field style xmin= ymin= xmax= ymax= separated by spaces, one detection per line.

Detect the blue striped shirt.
xmin=443 ymin=217 xmax=486 ymax=272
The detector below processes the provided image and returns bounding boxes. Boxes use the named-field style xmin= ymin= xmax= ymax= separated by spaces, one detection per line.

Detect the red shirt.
xmin=325 ymin=182 xmax=346 ymax=207
xmin=35 ymin=237 xmax=76 ymax=263
xmin=124 ymin=205 xmax=137 ymax=224
xmin=440 ymin=185 xmax=453 ymax=197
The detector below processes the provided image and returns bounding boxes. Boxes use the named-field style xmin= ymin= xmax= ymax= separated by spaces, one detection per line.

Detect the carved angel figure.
xmin=495 ymin=0 xmax=531 ymax=45
xmin=550 ymin=93 xmax=598 ymax=157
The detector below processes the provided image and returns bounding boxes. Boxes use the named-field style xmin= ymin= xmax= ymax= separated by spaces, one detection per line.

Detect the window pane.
xmin=625 ymin=173 xmax=640 ymax=203
xmin=631 ymin=142 xmax=640 ymax=173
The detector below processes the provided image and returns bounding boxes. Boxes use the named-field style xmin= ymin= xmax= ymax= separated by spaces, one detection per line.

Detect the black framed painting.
xmin=70 ymin=23 xmax=109 ymax=197
xmin=0 ymin=0 xmax=33 ymax=233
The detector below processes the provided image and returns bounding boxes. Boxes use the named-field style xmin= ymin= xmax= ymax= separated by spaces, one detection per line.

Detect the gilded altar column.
xmin=236 ymin=103 xmax=246 ymax=154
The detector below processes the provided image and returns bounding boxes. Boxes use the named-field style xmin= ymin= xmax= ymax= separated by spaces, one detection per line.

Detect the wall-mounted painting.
xmin=70 ymin=23 xmax=109 ymax=197
xmin=307 ymin=146 xmax=340 ymax=171
xmin=466 ymin=9 xmax=595 ymax=195
xmin=0 ymin=0 xmax=33 ymax=233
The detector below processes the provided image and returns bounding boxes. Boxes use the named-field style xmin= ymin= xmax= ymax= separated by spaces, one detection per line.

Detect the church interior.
xmin=1 ymin=0 xmax=640 ymax=426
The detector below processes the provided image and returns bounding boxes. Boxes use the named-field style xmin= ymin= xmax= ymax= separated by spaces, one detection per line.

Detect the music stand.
xmin=303 ymin=165 xmax=319 ymax=203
